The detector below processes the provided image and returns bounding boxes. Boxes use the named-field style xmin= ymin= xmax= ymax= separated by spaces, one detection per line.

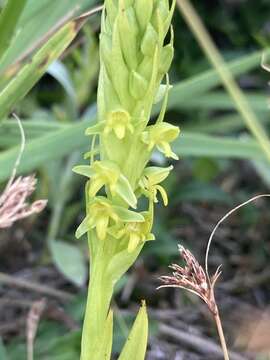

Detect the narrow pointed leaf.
xmin=0 ymin=19 xmax=81 ymax=121
xmin=118 ymin=302 xmax=148 ymax=360
xmin=0 ymin=0 xmax=27 ymax=58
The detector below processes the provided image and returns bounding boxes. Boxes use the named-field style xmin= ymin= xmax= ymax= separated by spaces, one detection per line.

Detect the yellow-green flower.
xmin=117 ymin=212 xmax=155 ymax=252
xmin=142 ymin=122 xmax=180 ymax=160
xmin=76 ymin=197 xmax=144 ymax=241
xmin=90 ymin=161 xmax=120 ymax=197
xmin=104 ymin=109 xmax=134 ymax=139
xmin=140 ymin=166 xmax=173 ymax=206
xmin=73 ymin=161 xmax=137 ymax=208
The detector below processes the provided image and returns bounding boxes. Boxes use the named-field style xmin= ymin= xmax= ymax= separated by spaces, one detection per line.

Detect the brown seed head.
xmin=158 ymin=245 xmax=221 ymax=315
xmin=0 ymin=175 xmax=47 ymax=229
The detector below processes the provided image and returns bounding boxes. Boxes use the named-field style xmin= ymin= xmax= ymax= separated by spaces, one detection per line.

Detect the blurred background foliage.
xmin=1 ymin=0 xmax=270 ymax=359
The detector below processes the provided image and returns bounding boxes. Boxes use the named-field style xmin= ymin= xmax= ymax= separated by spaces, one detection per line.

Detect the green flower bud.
xmin=135 ymin=0 xmax=153 ymax=32
xmin=159 ymin=43 xmax=174 ymax=75
xmin=129 ymin=71 xmax=148 ymax=100
xmin=141 ymin=23 xmax=158 ymax=57
xmin=104 ymin=0 xmax=118 ymax=28
xmin=117 ymin=6 xmax=138 ymax=69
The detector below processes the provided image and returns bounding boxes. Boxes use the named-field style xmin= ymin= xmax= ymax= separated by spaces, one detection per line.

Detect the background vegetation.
xmin=1 ymin=0 xmax=270 ymax=359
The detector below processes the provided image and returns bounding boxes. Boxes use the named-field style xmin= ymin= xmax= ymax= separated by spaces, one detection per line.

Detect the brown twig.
xmin=0 ymin=272 xmax=73 ymax=302
xmin=27 ymin=299 xmax=46 ymax=360
xmin=159 ymin=323 xmax=249 ymax=360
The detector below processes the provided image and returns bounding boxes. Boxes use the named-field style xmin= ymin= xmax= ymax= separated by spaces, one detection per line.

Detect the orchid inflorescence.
xmin=74 ymin=0 xmax=179 ymax=254
xmin=77 ymin=1 xmax=179 ymax=358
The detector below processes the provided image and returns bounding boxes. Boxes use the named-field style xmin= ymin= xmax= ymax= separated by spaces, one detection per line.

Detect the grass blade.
xmin=0 ymin=0 xmax=27 ymax=58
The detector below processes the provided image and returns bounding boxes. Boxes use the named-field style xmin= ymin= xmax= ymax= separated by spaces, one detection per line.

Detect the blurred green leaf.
xmin=50 ymin=239 xmax=87 ymax=287
xmin=0 ymin=16 xmax=86 ymax=121
xmin=0 ymin=0 xmax=27 ymax=59
xmin=0 ymin=0 xmax=96 ymax=74
xmin=172 ymin=181 xmax=233 ymax=204
xmin=192 ymin=158 xmax=220 ymax=182
xmin=0 ymin=338 xmax=8 ymax=360
xmin=154 ymin=49 xmax=269 ymax=115
xmin=173 ymin=132 xmax=265 ymax=161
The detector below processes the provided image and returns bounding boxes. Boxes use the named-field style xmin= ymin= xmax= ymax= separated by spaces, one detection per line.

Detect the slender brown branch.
xmin=159 ymin=323 xmax=248 ymax=360
xmin=0 ymin=272 xmax=73 ymax=302
xmin=214 ymin=310 xmax=230 ymax=360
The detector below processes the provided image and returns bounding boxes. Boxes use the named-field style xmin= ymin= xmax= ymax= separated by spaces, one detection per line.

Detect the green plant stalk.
xmin=176 ymin=0 xmax=270 ymax=163
xmin=76 ymin=1 xmax=179 ymax=359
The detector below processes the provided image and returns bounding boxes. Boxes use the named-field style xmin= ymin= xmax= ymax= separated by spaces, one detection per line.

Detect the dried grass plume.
xmin=0 ymin=114 xmax=47 ymax=229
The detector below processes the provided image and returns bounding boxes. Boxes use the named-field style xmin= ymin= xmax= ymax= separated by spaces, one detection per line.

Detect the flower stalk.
xmin=75 ymin=1 xmax=179 ymax=359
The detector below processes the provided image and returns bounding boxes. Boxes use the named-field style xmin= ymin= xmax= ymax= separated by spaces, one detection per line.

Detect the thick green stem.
xmin=80 ymin=243 xmax=114 ymax=360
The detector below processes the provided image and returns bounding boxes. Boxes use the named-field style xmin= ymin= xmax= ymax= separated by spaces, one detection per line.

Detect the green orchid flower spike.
xmin=74 ymin=1 xmax=179 ymax=359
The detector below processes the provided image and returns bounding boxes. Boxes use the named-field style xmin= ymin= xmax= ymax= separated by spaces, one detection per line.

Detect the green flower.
xmin=116 ymin=212 xmax=155 ymax=252
xmin=73 ymin=161 xmax=137 ymax=208
xmin=104 ymin=109 xmax=134 ymax=139
xmin=142 ymin=122 xmax=180 ymax=160
xmin=140 ymin=166 xmax=173 ymax=206
xmin=76 ymin=197 xmax=144 ymax=241
xmin=85 ymin=109 xmax=133 ymax=140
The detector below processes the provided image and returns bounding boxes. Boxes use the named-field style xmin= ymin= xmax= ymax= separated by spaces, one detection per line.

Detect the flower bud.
xmin=129 ymin=71 xmax=148 ymax=100
xmin=135 ymin=0 xmax=153 ymax=32
xmin=159 ymin=44 xmax=174 ymax=75
xmin=141 ymin=23 xmax=158 ymax=57
xmin=117 ymin=7 xmax=138 ymax=69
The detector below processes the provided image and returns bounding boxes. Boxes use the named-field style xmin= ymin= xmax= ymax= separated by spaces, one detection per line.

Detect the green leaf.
xmin=0 ymin=0 xmax=96 ymax=74
xmin=0 ymin=338 xmax=8 ymax=360
xmin=174 ymin=91 xmax=267 ymax=112
xmin=0 ymin=18 xmax=82 ymax=121
xmin=50 ymin=240 xmax=87 ymax=287
xmin=73 ymin=165 xmax=94 ymax=178
xmin=0 ymin=0 xmax=27 ymax=58
xmin=0 ymin=120 xmax=90 ymax=182
xmin=173 ymin=132 xmax=264 ymax=161
xmin=118 ymin=302 xmax=148 ymax=360
xmin=95 ymin=310 xmax=113 ymax=360
xmin=154 ymin=49 xmax=270 ymax=115
xmin=116 ymin=175 xmax=137 ymax=209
